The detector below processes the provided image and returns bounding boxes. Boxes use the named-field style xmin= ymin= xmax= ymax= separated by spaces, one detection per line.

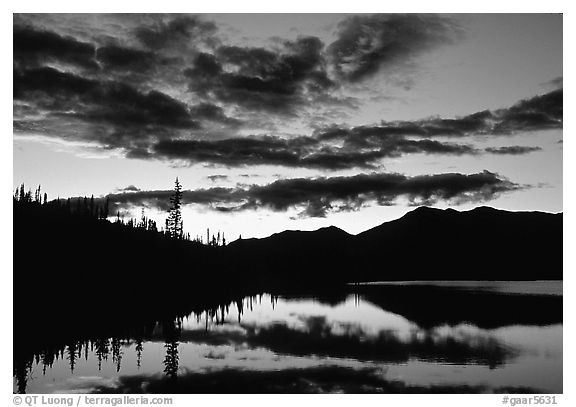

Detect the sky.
xmin=13 ymin=13 xmax=563 ymax=239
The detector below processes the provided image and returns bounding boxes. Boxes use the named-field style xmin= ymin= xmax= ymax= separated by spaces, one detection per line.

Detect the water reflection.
xmin=13 ymin=282 xmax=562 ymax=394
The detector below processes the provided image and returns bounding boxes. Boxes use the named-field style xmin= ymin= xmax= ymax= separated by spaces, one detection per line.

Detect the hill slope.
xmin=14 ymin=202 xmax=563 ymax=297
xmin=226 ymin=206 xmax=562 ymax=284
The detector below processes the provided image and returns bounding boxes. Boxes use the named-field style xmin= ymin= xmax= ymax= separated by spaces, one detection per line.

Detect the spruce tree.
xmin=167 ymin=177 xmax=183 ymax=239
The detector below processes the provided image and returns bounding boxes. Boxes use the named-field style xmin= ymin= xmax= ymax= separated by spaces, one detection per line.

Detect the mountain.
xmin=14 ymin=200 xmax=562 ymax=301
xmin=224 ymin=225 xmax=352 ymax=287
xmin=353 ymin=206 xmax=562 ymax=281
xmin=13 ymin=201 xmax=562 ymax=361
xmin=226 ymin=206 xmax=562 ymax=284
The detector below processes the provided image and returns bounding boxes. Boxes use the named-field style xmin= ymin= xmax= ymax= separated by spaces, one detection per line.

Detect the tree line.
xmin=14 ymin=183 xmax=110 ymax=220
xmin=13 ymin=178 xmax=228 ymax=247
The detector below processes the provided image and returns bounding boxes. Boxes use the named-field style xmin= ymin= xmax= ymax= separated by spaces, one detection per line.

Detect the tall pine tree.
xmin=167 ymin=177 xmax=183 ymax=239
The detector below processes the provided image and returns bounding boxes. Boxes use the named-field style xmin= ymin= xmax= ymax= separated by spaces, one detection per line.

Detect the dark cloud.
xmin=134 ymin=15 xmax=218 ymax=51
xmin=328 ymin=14 xmax=462 ymax=82
xmin=184 ymin=37 xmax=334 ymax=115
xmin=103 ymin=170 xmax=521 ymax=218
xmin=316 ymin=89 xmax=562 ymax=146
xmin=14 ymin=63 xmax=243 ymax=143
xmin=13 ymin=17 xmax=246 ymax=151
xmin=493 ymin=89 xmax=563 ymax=134
xmin=151 ymin=136 xmax=311 ymax=167
xmin=148 ymin=315 xmax=516 ymax=366
xmin=13 ymin=25 xmax=98 ymax=70
xmin=394 ymin=139 xmax=477 ymax=155
xmin=206 ymin=175 xmax=229 ymax=182
xmin=95 ymin=45 xmax=157 ymax=73
xmin=241 ymin=171 xmax=521 ymax=216
xmin=14 ymin=61 xmax=560 ymax=170
xmin=92 ymin=366 xmax=538 ymax=394
xmin=14 ymin=67 xmax=201 ymax=147
xmin=116 ymin=185 xmax=141 ymax=192
xmin=237 ymin=315 xmax=516 ymax=367
xmin=17 ymin=67 xmax=197 ymax=129
xmin=13 ymin=15 xmax=562 ymax=173
xmin=339 ymin=135 xmax=478 ymax=155
xmin=14 ymin=22 xmax=175 ymax=77
xmin=105 ymin=187 xmax=242 ymax=213
xmin=150 ymin=136 xmax=374 ymax=170
xmin=189 ymin=103 xmax=243 ymax=127
xmin=485 ymin=146 xmax=542 ymax=155
xmin=543 ymin=76 xmax=563 ymax=90
xmin=147 ymin=134 xmax=476 ymax=170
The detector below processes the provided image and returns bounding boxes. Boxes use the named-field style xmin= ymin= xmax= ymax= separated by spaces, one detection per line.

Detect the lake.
xmin=13 ymin=281 xmax=562 ymax=394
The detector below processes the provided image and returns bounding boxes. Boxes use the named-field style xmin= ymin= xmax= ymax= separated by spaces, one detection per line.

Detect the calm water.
xmin=14 ymin=281 xmax=562 ymax=394
xmin=359 ymin=280 xmax=563 ymax=296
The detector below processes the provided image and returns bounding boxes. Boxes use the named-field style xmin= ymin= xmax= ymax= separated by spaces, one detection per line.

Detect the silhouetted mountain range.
xmin=13 ymin=200 xmax=562 ymax=393
xmin=13 ymin=199 xmax=562 ymax=329
xmin=14 ymin=201 xmax=562 ymax=304
xmin=226 ymin=206 xmax=562 ymax=285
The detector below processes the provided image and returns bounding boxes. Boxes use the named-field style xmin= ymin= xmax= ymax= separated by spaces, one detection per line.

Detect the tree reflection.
xmin=135 ymin=338 xmax=143 ymax=370
xmin=13 ymin=287 xmax=562 ymax=394
xmin=161 ymin=320 xmax=181 ymax=381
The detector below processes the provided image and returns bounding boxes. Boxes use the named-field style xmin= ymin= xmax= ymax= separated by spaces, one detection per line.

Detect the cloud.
xmin=13 ymin=16 xmax=247 ymax=149
xmin=206 ymin=175 xmax=229 ymax=182
xmin=184 ymin=36 xmax=334 ymax=115
xmin=493 ymin=89 xmax=563 ymax=134
xmin=14 ymin=61 xmax=560 ymax=170
xmin=95 ymin=45 xmax=158 ymax=73
xmin=149 ymin=136 xmax=371 ymax=170
xmin=316 ymin=89 xmax=563 ymax=145
xmin=241 ymin=171 xmax=521 ymax=217
xmin=13 ymin=67 xmax=202 ymax=148
xmin=104 ymin=187 xmax=242 ymax=213
xmin=91 ymin=366 xmax=538 ymax=394
xmin=134 ymin=15 xmax=218 ymax=51
xmin=102 ymin=170 xmax=522 ymax=218
xmin=150 ymin=315 xmax=516 ymax=366
xmin=14 ymin=25 xmax=98 ymax=70
xmin=14 ymin=67 xmax=198 ymax=129
xmin=116 ymin=185 xmax=141 ymax=192
xmin=145 ymin=134 xmax=477 ymax=170
xmin=189 ymin=103 xmax=243 ymax=127
xmin=13 ymin=16 xmax=561 ymax=172
xmin=543 ymin=76 xmax=563 ymax=90
xmin=485 ymin=146 xmax=542 ymax=155
xmin=237 ymin=315 xmax=516 ymax=367
xmin=328 ymin=14 xmax=463 ymax=82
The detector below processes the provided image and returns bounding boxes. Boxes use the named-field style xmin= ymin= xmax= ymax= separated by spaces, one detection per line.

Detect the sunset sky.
xmin=13 ymin=13 xmax=563 ymax=239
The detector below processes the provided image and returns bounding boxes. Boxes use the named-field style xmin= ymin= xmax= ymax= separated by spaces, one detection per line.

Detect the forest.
xmin=13 ymin=178 xmax=563 ymax=301
xmin=13 ymin=180 xmax=563 ymax=393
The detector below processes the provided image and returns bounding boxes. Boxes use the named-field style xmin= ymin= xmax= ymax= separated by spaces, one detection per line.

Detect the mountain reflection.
xmin=13 ymin=283 xmax=563 ymax=394
xmin=238 ymin=315 xmax=517 ymax=367
xmin=91 ymin=366 xmax=541 ymax=394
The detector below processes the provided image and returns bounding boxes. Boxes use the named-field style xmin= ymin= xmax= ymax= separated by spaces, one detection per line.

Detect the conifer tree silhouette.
xmin=135 ymin=338 xmax=143 ymax=369
xmin=162 ymin=320 xmax=180 ymax=381
xmin=167 ymin=178 xmax=183 ymax=239
xmin=67 ymin=343 xmax=77 ymax=373
xmin=111 ymin=338 xmax=123 ymax=372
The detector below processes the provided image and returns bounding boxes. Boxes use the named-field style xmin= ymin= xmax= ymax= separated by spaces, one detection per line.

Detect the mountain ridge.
xmin=224 ymin=206 xmax=562 ymax=285
xmin=229 ymin=206 xmax=562 ymax=243
xmin=14 ymin=201 xmax=563 ymax=298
